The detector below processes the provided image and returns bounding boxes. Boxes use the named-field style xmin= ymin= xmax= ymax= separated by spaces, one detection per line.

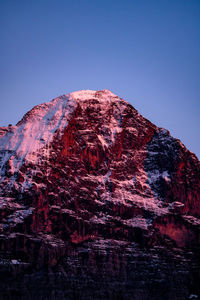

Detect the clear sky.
xmin=0 ymin=0 xmax=199 ymax=159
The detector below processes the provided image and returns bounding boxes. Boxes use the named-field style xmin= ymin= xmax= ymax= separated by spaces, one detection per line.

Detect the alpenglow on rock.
xmin=0 ymin=90 xmax=199 ymax=300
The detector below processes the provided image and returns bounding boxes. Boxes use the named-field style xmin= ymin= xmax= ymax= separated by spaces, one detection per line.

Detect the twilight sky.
xmin=0 ymin=0 xmax=200 ymax=158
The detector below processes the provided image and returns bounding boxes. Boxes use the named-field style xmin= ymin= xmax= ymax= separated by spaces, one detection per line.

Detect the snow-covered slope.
xmin=0 ymin=90 xmax=125 ymax=175
xmin=0 ymin=95 xmax=76 ymax=171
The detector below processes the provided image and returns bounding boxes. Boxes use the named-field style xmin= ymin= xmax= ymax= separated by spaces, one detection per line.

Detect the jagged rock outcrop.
xmin=0 ymin=90 xmax=199 ymax=299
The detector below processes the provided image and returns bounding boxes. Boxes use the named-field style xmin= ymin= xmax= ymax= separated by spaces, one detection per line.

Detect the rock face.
xmin=0 ymin=90 xmax=199 ymax=300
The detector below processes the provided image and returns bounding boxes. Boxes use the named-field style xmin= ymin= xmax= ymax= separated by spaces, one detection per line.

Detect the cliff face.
xmin=0 ymin=90 xmax=199 ymax=300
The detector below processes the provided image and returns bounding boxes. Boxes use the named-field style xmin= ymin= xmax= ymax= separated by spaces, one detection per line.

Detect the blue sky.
xmin=0 ymin=0 xmax=200 ymax=158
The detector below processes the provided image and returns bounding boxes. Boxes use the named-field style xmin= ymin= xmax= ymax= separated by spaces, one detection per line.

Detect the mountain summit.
xmin=0 ymin=90 xmax=199 ymax=299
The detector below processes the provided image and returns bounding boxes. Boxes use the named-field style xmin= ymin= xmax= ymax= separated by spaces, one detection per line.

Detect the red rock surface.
xmin=0 ymin=90 xmax=199 ymax=299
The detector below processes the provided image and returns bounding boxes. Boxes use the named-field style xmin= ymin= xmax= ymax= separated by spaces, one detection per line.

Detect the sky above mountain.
xmin=0 ymin=0 xmax=199 ymax=159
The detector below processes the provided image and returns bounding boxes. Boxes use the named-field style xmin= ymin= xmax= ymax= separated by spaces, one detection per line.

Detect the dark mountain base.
xmin=0 ymin=239 xmax=199 ymax=300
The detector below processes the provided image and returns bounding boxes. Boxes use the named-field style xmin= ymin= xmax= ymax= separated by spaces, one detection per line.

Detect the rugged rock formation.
xmin=0 ymin=90 xmax=199 ymax=299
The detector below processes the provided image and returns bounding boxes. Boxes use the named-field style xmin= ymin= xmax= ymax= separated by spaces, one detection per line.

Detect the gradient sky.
xmin=0 ymin=0 xmax=200 ymax=158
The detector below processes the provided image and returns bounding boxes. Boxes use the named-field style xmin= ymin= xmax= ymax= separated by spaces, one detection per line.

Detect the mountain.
xmin=0 ymin=89 xmax=199 ymax=300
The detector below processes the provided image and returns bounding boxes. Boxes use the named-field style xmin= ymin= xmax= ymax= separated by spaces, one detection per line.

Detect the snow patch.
xmin=147 ymin=170 xmax=171 ymax=184
xmin=0 ymin=95 xmax=77 ymax=176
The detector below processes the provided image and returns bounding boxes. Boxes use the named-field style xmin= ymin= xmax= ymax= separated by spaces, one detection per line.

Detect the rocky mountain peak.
xmin=0 ymin=90 xmax=199 ymax=299
xmin=71 ymin=89 xmax=116 ymax=100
